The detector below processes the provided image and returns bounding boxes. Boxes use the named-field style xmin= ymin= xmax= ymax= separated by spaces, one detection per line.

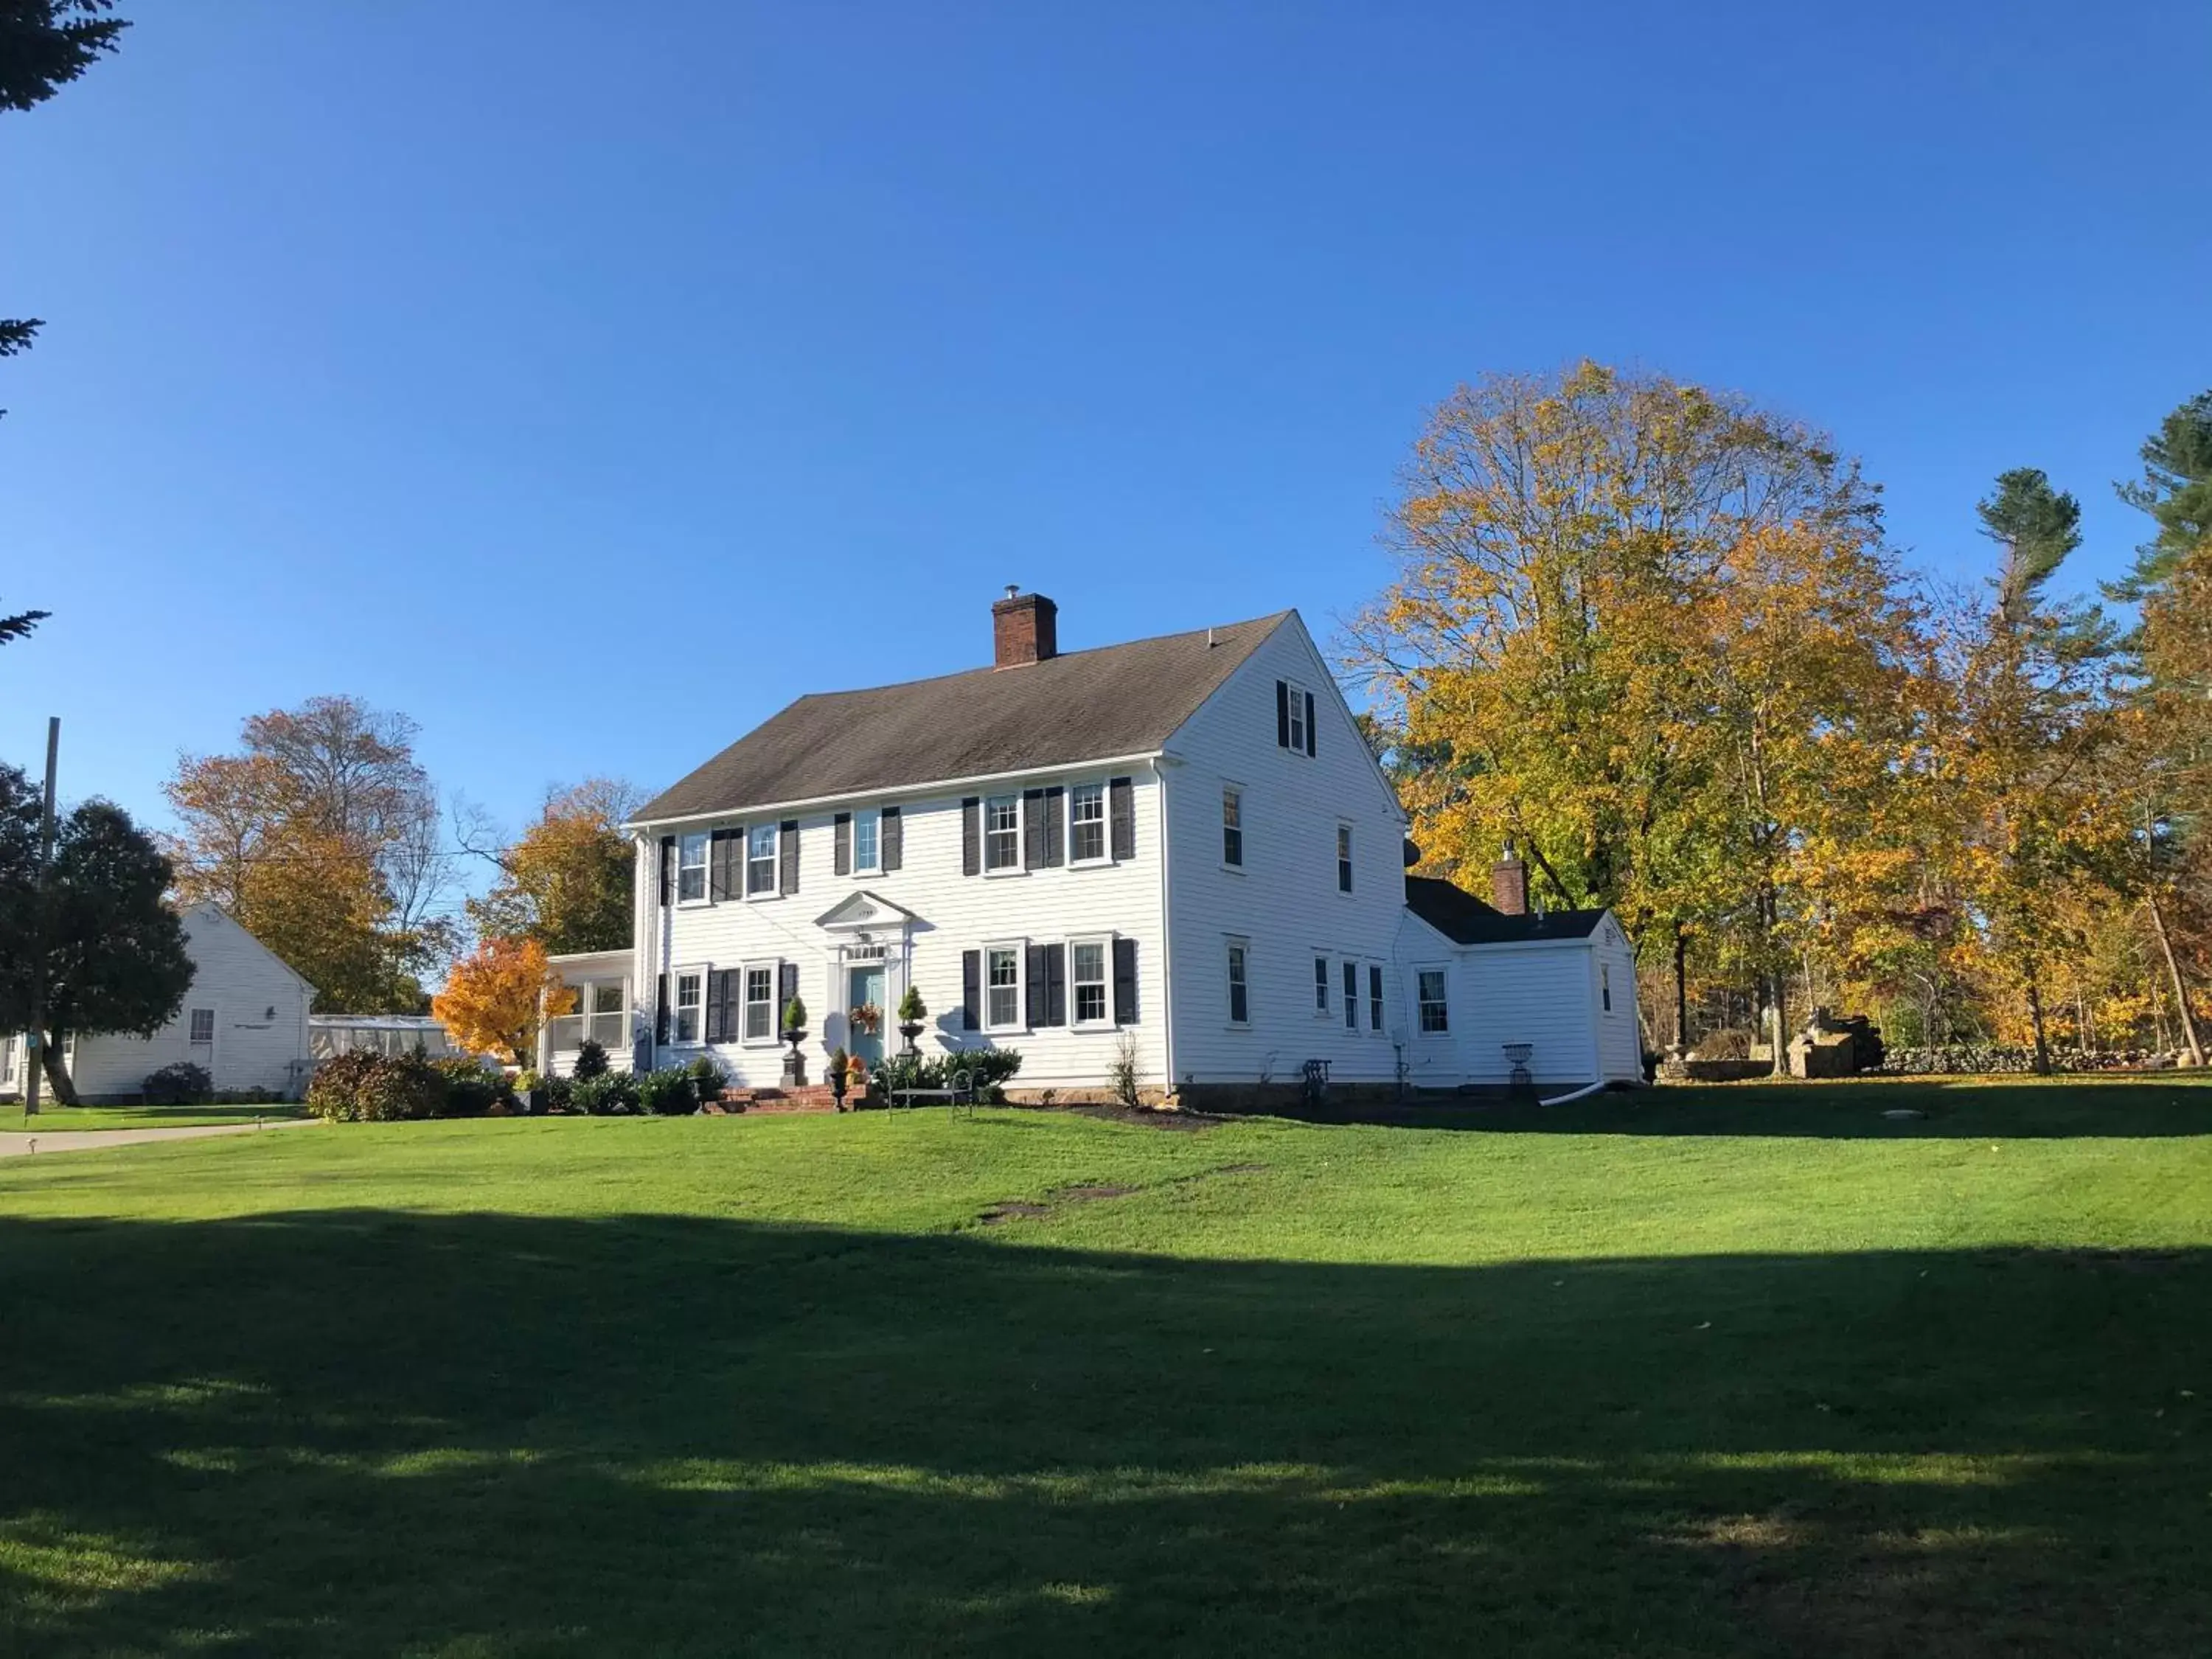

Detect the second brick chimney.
xmin=1490 ymin=840 xmax=1529 ymax=916
xmin=992 ymin=587 xmax=1058 ymax=668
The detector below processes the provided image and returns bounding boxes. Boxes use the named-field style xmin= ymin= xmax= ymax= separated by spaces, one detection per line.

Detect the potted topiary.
xmin=781 ymin=995 xmax=809 ymax=1088
xmin=896 ymin=984 xmax=927 ymax=1056
xmin=827 ymin=1045 xmax=850 ymax=1111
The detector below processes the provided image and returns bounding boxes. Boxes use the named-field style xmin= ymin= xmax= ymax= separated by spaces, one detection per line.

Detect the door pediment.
xmin=813 ymin=890 xmax=922 ymax=934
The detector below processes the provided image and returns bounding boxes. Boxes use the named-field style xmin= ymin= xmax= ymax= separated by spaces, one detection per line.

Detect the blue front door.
xmin=848 ymin=964 xmax=886 ymax=1065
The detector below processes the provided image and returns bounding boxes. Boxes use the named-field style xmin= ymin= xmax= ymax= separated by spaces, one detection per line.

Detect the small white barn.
xmin=1398 ymin=872 xmax=1643 ymax=1094
xmin=0 ymin=903 xmax=315 ymax=1102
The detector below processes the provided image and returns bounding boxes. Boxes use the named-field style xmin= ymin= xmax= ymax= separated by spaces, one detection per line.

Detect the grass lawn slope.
xmin=1 ymin=1077 xmax=2208 ymax=1655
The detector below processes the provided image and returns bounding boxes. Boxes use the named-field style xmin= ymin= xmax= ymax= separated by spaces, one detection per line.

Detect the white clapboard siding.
xmin=41 ymin=905 xmax=313 ymax=1101
xmin=1455 ymin=942 xmax=1604 ymax=1088
xmin=641 ymin=768 xmax=1168 ymax=1091
xmin=1160 ymin=614 xmax=1412 ymax=1087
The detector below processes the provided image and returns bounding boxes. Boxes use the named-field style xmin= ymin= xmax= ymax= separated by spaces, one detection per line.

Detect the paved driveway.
xmin=0 ymin=1119 xmax=322 ymax=1158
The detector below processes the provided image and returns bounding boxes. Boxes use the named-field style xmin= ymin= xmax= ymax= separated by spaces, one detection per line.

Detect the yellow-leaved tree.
xmin=433 ymin=936 xmax=573 ymax=1068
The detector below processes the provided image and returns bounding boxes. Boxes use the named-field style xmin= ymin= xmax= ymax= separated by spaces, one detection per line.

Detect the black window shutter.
xmin=1043 ymin=942 xmax=1067 ymax=1026
xmin=1044 ymin=786 xmax=1065 ymax=867
xmin=1304 ymin=690 xmax=1317 ymax=757
xmin=1112 ymin=938 xmax=1138 ymax=1025
xmin=654 ymin=973 xmax=669 ymax=1043
xmin=709 ymin=830 xmax=731 ymax=901
xmin=961 ymin=797 xmax=981 ymax=876
xmin=833 ymin=813 xmax=852 ymax=876
xmin=658 ymin=835 xmax=675 ymax=905
xmin=882 ymin=807 xmax=902 ymax=871
xmin=1023 ymin=787 xmax=1046 ymax=870
xmin=721 ymin=970 xmax=742 ymax=1040
xmin=1108 ymin=776 xmax=1135 ymax=860
xmin=778 ymin=960 xmax=798 ymax=1015
xmin=961 ymin=949 xmax=981 ymax=1030
xmin=1276 ymin=680 xmax=1290 ymax=748
xmin=705 ymin=970 xmax=726 ymax=1043
xmin=1026 ymin=943 xmax=1047 ymax=1027
xmin=779 ymin=821 xmax=799 ymax=894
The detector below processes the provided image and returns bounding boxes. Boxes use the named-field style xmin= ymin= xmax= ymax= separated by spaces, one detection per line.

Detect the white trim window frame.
xmin=984 ymin=941 xmax=1024 ymax=1032
xmin=745 ymin=824 xmax=779 ymax=899
xmin=852 ymin=807 xmax=882 ymax=876
xmin=588 ymin=980 xmax=627 ymax=1049
xmin=1221 ymin=782 xmax=1245 ymax=870
xmin=1336 ymin=822 xmax=1354 ymax=895
xmin=1225 ymin=937 xmax=1251 ymax=1028
xmin=1070 ymin=935 xmax=1112 ymax=1028
xmin=672 ymin=966 xmax=706 ymax=1046
xmin=676 ymin=831 xmax=711 ymax=905
xmin=740 ymin=960 xmax=779 ymax=1045
xmin=188 ymin=1007 xmax=216 ymax=1043
xmin=1313 ymin=954 xmax=1331 ymax=1018
xmin=1285 ymin=681 xmax=1310 ymax=754
xmin=1068 ymin=781 xmax=1109 ymax=866
xmin=983 ymin=794 xmax=1023 ymax=875
xmin=1416 ymin=967 xmax=1450 ymax=1036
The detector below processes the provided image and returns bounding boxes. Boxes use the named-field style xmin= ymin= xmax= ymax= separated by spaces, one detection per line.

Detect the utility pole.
xmin=24 ymin=717 xmax=58 ymax=1119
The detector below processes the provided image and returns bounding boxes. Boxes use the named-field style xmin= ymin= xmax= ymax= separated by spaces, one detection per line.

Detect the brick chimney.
xmin=992 ymin=586 xmax=1057 ymax=668
xmin=1490 ymin=839 xmax=1529 ymax=916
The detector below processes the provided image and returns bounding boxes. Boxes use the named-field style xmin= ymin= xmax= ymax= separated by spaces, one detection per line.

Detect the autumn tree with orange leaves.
xmin=433 ymin=936 xmax=573 ymax=1067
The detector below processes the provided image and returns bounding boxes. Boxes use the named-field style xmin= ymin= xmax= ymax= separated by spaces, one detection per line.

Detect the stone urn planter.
xmin=781 ymin=1028 xmax=808 ymax=1088
xmin=897 ymin=1020 xmax=925 ymax=1057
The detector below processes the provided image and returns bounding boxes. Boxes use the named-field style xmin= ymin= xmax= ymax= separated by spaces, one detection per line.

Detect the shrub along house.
xmin=610 ymin=589 xmax=1641 ymax=1105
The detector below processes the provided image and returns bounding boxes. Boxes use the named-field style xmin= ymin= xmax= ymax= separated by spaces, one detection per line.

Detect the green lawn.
xmin=2 ymin=1078 xmax=2208 ymax=1656
xmin=0 ymin=1102 xmax=307 ymax=1133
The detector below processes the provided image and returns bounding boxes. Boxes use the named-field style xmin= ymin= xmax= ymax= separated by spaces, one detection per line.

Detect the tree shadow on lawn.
xmin=1 ymin=1211 xmax=2206 ymax=1657
xmin=1269 ymin=1078 xmax=2212 ymax=1140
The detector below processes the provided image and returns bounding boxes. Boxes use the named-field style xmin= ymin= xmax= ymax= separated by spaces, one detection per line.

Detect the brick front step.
xmin=713 ymin=1085 xmax=841 ymax=1115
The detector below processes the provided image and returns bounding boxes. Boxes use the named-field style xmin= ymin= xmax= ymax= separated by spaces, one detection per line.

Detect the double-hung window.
xmin=1226 ymin=941 xmax=1251 ymax=1026
xmin=1069 ymin=783 xmax=1106 ymax=863
xmin=742 ymin=964 xmax=776 ymax=1041
xmin=852 ymin=808 xmax=880 ymax=874
xmin=590 ymin=982 xmax=625 ymax=1048
xmin=1418 ymin=970 xmax=1450 ymax=1034
xmin=1071 ymin=939 xmax=1109 ymax=1026
xmin=677 ymin=832 xmax=709 ymax=902
xmin=1601 ymin=963 xmax=1613 ymax=1012
xmin=189 ymin=1008 xmax=215 ymax=1043
xmin=984 ymin=796 xmax=1021 ymax=872
xmin=1313 ymin=956 xmax=1330 ymax=1016
xmin=1285 ymin=682 xmax=1309 ymax=753
xmin=745 ymin=824 xmax=778 ymax=897
xmin=1368 ymin=964 xmax=1385 ymax=1033
xmin=673 ymin=970 xmax=704 ymax=1044
xmin=985 ymin=945 xmax=1022 ymax=1029
xmin=1222 ymin=785 xmax=1244 ymax=868
xmin=1343 ymin=961 xmax=1359 ymax=1029
xmin=1337 ymin=825 xmax=1354 ymax=894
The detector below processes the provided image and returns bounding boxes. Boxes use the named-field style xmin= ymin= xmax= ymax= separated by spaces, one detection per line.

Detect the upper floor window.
xmin=1601 ymin=962 xmax=1613 ymax=1012
xmin=1418 ymin=970 xmax=1449 ymax=1034
xmin=678 ymin=832 xmax=709 ymax=902
xmin=1070 ymin=783 xmax=1107 ymax=863
xmin=745 ymin=824 xmax=777 ymax=896
xmin=1226 ymin=941 xmax=1251 ymax=1026
xmin=1313 ymin=955 xmax=1330 ymax=1016
xmin=189 ymin=1008 xmax=215 ymax=1043
xmin=984 ymin=795 xmax=1021 ymax=872
xmin=1222 ymin=785 xmax=1244 ymax=867
xmin=852 ymin=809 xmax=880 ymax=874
xmin=1277 ymin=679 xmax=1315 ymax=757
xmin=1337 ymin=824 xmax=1354 ymax=894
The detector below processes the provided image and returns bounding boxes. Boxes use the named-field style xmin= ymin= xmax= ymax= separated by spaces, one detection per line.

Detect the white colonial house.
xmin=1 ymin=902 xmax=315 ymax=1103
xmin=564 ymin=591 xmax=1641 ymax=1102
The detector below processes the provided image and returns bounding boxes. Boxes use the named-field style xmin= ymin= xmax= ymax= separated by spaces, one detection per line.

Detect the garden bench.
xmin=889 ymin=1069 xmax=978 ymax=1117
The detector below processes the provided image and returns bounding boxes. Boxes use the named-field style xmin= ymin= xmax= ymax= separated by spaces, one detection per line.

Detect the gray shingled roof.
xmin=634 ymin=613 xmax=1293 ymax=823
xmin=1405 ymin=876 xmax=1607 ymax=944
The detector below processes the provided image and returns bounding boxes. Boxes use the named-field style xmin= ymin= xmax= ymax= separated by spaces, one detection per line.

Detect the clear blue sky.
xmin=4 ymin=1 xmax=2207 ymax=876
